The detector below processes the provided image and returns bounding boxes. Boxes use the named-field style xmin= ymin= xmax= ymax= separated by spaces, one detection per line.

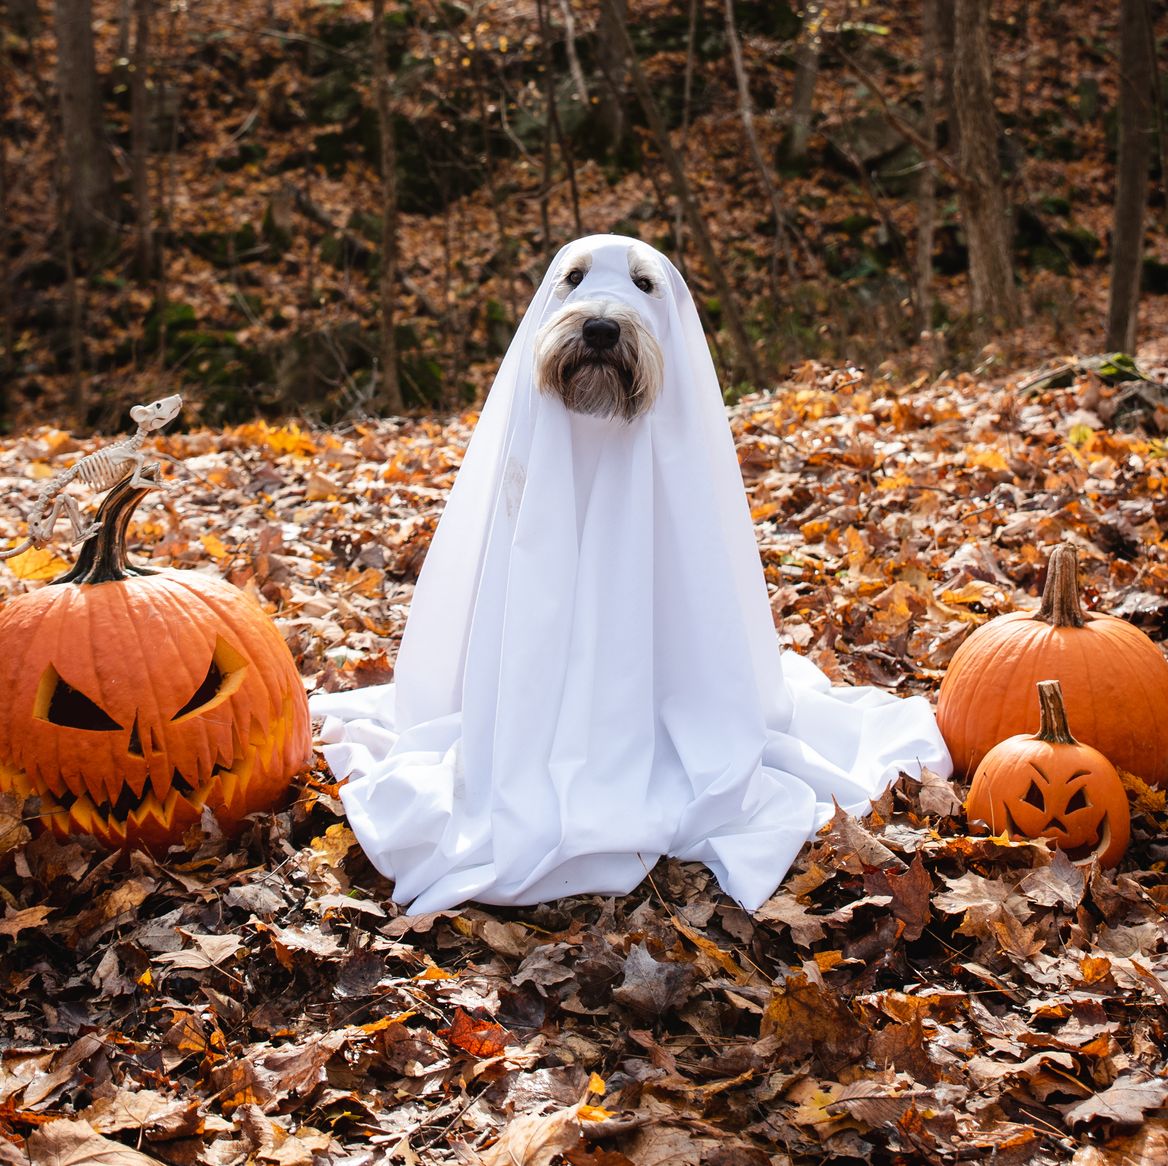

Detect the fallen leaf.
xmin=611 ymin=944 xmax=698 ymax=1018
xmin=441 ymin=1007 xmax=510 ymax=1059
xmin=761 ymin=971 xmax=867 ymax=1072
xmin=1063 ymin=1075 xmax=1168 ymax=1128
xmin=0 ymin=904 xmax=54 ymax=938
xmin=27 ymin=1118 xmax=165 ymax=1165
xmin=476 ymin=1105 xmax=581 ymax=1166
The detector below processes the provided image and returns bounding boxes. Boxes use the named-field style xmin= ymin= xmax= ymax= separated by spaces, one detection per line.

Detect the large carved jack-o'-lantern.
xmin=965 ymin=680 xmax=1130 ymax=869
xmin=0 ymin=468 xmax=311 ymax=849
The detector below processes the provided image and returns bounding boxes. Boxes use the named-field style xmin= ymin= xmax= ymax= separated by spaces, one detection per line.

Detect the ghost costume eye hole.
xmin=626 ymin=247 xmax=666 ymax=299
xmin=565 ymin=269 xmax=585 ymax=288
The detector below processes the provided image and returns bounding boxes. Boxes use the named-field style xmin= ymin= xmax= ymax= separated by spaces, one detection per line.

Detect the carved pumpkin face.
xmin=964 ymin=681 xmax=1130 ymax=869
xmin=0 ymin=475 xmax=311 ymax=849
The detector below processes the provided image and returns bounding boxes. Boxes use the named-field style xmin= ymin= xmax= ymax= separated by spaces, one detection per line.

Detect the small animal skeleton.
xmin=0 ymin=395 xmax=182 ymax=560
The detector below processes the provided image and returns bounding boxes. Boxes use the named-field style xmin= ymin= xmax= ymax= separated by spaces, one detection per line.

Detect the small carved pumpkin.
xmin=0 ymin=468 xmax=311 ymax=849
xmin=965 ymin=680 xmax=1130 ymax=868
xmin=937 ymin=542 xmax=1168 ymax=786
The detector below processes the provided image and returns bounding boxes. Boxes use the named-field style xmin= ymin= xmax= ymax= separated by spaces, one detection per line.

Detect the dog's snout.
xmin=582 ymin=318 xmax=621 ymax=351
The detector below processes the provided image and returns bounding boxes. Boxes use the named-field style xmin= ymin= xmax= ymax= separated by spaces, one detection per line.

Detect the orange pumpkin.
xmin=937 ymin=543 xmax=1168 ymax=786
xmin=0 ymin=468 xmax=311 ymax=849
xmin=965 ymin=679 xmax=1130 ymax=868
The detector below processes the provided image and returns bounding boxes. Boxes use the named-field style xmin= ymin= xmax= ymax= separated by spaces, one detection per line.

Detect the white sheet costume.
xmin=311 ymin=235 xmax=951 ymax=913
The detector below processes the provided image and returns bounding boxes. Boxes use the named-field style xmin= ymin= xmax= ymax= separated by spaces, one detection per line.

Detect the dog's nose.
xmin=582 ymin=318 xmax=621 ymax=351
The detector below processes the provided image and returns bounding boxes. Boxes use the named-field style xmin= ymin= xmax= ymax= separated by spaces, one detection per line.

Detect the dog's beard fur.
xmin=533 ymin=301 xmax=664 ymax=422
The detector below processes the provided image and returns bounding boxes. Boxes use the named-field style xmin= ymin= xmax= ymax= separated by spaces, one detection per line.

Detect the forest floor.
xmin=0 ymin=354 xmax=1167 ymax=1165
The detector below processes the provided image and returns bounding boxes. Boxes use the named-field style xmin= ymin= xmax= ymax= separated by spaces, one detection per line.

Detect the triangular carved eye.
xmin=173 ymin=659 xmax=224 ymax=720
xmin=35 ymin=666 xmax=122 ymax=731
xmin=1066 ymin=787 xmax=1090 ymax=813
xmin=1022 ymin=780 xmax=1045 ymax=811
xmin=172 ymin=638 xmax=248 ymax=722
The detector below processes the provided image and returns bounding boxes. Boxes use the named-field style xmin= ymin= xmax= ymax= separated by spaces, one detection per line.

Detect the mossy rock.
xmin=483 ymin=299 xmax=512 ymax=357
xmin=833 ymin=214 xmax=878 ymax=238
xmin=307 ymin=71 xmax=362 ymax=126
xmin=319 ymin=232 xmax=374 ymax=272
xmin=1142 ymin=258 xmax=1168 ymax=295
xmin=185 ymin=223 xmax=261 ymax=268
xmin=144 ymin=301 xmax=198 ymax=351
xmin=400 ymin=354 xmax=444 ymax=406
xmin=1029 ymin=244 xmax=1070 ymax=275
xmin=348 ymin=210 xmax=383 ymax=244
xmin=215 ymin=143 xmax=267 ymax=172
xmin=160 ymin=325 xmax=273 ymax=391
xmin=313 ymin=128 xmax=357 ymax=173
xmin=1053 ymin=225 xmax=1101 ymax=265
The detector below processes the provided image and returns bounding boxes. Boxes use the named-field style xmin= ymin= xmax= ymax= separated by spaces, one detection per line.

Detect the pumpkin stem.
xmin=1035 ymin=543 xmax=1088 ymax=628
xmin=53 ymin=465 xmax=161 ymax=585
xmin=1034 ymin=679 xmax=1078 ymax=746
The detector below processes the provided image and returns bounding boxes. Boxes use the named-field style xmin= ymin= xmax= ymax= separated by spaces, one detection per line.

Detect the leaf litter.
xmin=0 ymin=362 xmax=1167 ymax=1163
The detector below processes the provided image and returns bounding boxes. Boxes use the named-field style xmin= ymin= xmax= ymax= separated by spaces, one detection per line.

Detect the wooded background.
xmin=0 ymin=0 xmax=1164 ymax=431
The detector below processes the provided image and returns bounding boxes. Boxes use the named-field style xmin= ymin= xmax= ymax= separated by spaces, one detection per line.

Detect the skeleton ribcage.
xmin=74 ymin=448 xmax=128 ymax=490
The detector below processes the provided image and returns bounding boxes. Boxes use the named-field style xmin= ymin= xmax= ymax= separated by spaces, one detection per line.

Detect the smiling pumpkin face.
xmin=0 ymin=472 xmax=311 ymax=849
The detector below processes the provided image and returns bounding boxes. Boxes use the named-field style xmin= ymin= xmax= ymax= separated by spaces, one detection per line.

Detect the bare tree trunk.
xmin=724 ymin=0 xmax=790 ymax=288
xmin=596 ymin=0 xmax=627 ymax=154
xmin=1106 ymin=0 xmax=1155 ymax=353
xmin=674 ymin=0 xmax=699 ymax=255
xmin=63 ymin=226 xmax=86 ymax=420
xmin=0 ymin=39 xmax=12 ymax=418
xmin=153 ymin=0 xmax=178 ymax=368
xmin=53 ymin=0 xmax=116 ymax=257
xmin=536 ymin=0 xmax=554 ymax=256
xmin=371 ymin=0 xmax=402 ymax=413
xmin=937 ymin=0 xmax=957 ymax=157
xmin=131 ymin=0 xmax=153 ymax=280
xmin=115 ymin=0 xmax=132 ymax=64
xmin=953 ymin=0 xmax=1017 ymax=327
xmin=535 ymin=0 xmax=582 ymax=243
xmin=916 ymin=0 xmax=940 ymax=344
xmin=786 ymin=0 xmax=822 ymax=163
xmin=555 ymin=0 xmax=589 ymax=107
xmin=600 ymin=0 xmax=761 ymax=388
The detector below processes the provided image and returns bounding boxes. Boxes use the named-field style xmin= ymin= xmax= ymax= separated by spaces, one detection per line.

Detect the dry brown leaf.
xmin=611 ymin=944 xmax=698 ymax=1019
xmin=0 ymin=904 xmax=54 ymax=938
xmin=753 ymin=892 xmax=828 ymax=947
xmin=154 ymin=932 xmax=247 ymax=971
xmin=761 ymin=971 xmax=867 ymax=1072
xmin=0 ymin=793 xmax=31 ymax=857
xmin=27 ymin=1118 xmax=165 ymax=1166
xmin=916 ymin=765 xmax=963 ymax=818
xmin=1063 ymin=1075 xmax=1168 ymax=1129
xmin=475 ymin=1105 xmax=582 ymax=1166
xmin=80 ymin=1087 xmax=201 ymax=1139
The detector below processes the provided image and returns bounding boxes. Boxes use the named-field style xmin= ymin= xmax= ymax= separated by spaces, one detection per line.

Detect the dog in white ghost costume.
xmin=311 ymin=234 xmax=952 ymax=914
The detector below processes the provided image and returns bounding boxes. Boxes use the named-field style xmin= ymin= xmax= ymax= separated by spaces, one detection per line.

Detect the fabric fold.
xmin=312 ymin=234 xmax=952 ymax=913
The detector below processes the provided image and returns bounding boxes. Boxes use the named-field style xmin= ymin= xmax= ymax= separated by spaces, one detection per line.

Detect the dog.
xmin=532 ymin=240 xmax=666 ymax=422
xmin=312 ymin=234 xmax=953 ymax=915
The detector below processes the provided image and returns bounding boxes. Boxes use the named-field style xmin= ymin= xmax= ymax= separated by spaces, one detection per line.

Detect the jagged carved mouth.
xmin=1003 ymin=805 xmax=1109 ymax=863
xmin=48 ymin=763 xmax=228 ymax=820
xmin=26 ymin=753 xmax=253 ymax=844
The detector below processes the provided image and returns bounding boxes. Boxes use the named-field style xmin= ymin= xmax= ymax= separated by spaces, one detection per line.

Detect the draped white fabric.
xmin=311 ymin=235 xmax=952 ymax=913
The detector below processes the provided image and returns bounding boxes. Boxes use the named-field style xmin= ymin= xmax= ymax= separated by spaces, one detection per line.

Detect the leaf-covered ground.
xmin=1 ymin=357 xmax=1168 ymax=1164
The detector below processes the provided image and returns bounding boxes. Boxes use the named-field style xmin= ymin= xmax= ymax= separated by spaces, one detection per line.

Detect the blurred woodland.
xmin=1 ymin=0 xmax=1165 ymax=431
